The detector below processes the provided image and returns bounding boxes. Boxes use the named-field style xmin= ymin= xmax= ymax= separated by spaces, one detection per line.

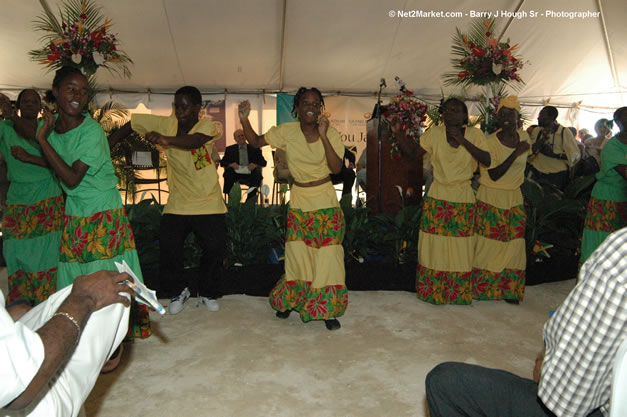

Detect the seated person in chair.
xmin=355 ymin=147 xmax=366 ymax=190
xmin=221 ymin=129 xmax=267 ymax=200
xmin=274 ymin=148 xmax=294 ymax=185
xmin=330 ymin=146 xmax=356 ymax=198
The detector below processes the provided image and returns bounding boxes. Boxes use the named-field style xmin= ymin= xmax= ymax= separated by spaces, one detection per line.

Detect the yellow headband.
xmin=497 ymin=96 xmax=521 ymax=114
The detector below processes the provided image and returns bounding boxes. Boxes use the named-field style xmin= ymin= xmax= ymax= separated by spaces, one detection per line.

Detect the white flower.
xmin=93 ymin=52 xmax=105 ymax=66
xmin=492 ymin=63 xmax=503 ymax=75
xmin=71 ymin=53 xmax=82 ymax=64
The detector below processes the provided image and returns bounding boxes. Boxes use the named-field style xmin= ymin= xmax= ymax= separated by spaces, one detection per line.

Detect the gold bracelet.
xmin=52 ymin=312 xmax=82 ymax=345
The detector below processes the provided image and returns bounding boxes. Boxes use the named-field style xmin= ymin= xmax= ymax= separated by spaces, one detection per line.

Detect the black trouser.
xmin=159 ymin=213 xmax=225 ymax=299
xmin=527 ymin=165 xmax=569 ymax=191
xmin=330 ymin=167 xmax=356 ymax=196
xmin=223 ymin=167 xmax=263 ymax=200
xmin=425 ymin=362 xmax=603 ymax=417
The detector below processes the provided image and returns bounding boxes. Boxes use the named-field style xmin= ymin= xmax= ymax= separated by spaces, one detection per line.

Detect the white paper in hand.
xmin=115 ymin=260 xmax=166 ymax=315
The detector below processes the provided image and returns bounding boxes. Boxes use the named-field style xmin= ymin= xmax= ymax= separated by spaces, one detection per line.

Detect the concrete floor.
xmin=1 ymin=267 xmax=575 ymax=417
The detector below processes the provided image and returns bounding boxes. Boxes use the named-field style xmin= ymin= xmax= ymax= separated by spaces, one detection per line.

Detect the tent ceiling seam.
xmin=380 ymin=0 xmax=407 ymax=77
xmin=596 ymin=0 xmax=619 ymax=89
xmin=162 ymin=0 xmax=186 ymax=85
xmin=497 ymin=0 xmax=525 ymax=41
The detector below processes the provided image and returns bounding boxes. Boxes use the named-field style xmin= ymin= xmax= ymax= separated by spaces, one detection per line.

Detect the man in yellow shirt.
xmin=110 ymin=86 xmax=226 ymax=314
xmin=528 ymin=106 xmax=580 ymax=190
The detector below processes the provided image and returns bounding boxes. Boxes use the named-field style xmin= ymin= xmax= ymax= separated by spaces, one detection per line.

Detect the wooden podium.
xmin=365 ymin=116 xmax=423 ymax=216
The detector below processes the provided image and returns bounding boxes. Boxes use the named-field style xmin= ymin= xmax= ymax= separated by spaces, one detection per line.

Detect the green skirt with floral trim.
xmin=2 ymin=195 xmax=64 ymax=305
xmin=580 ymin=197 xmax=627 ymax=264
xmin=58 ymin=207 xmax=151 ymax=339
xmin=269 ymin=206 xmax=348 ymax=322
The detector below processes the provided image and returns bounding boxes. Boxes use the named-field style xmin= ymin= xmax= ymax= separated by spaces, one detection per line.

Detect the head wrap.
xmin=497 ymin=96 xmax=521 ymax=114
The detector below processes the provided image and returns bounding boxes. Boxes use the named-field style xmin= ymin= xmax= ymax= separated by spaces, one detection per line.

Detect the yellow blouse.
xmin=479 ymin=129 xmax=531 ymax=190
xmin=264 ymin=122 xmax=345 ymax=183
xmin=420 ymin=125 xmax=488 ymax=186
xmin=131 ymin=114 xmax=226 ymax=215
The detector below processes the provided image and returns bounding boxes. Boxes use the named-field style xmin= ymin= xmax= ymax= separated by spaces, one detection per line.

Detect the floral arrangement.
xmin=443 ymin=19 xmax=523 ymax=88
xmin=478 ymin=95 xmax=501 ymax=134
xmin=28 ymin=0 xmax=132 ymax=78
xmin=383 ymin=86 xmax=428 ymax=159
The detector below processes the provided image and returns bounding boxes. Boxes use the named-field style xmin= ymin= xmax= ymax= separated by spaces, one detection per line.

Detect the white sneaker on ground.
xmin=168 ymin=287 xmax=191 ymax=315
xmin=200 ymin=297 xmax=220 ymax=312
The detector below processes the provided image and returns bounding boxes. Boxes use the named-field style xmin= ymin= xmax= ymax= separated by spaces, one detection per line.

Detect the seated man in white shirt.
xmin=1 ymin=270 xmax=131 ymax=417
xmin=425 ymin=227 xmax=627 ymax=417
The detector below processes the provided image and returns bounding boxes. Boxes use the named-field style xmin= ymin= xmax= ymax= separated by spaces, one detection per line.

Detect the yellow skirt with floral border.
xmin=269 ymin=182 xmax=348 ymax=321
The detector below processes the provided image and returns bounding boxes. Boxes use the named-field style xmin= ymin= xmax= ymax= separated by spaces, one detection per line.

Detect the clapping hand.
xmin=515 ymin=141 xmax=531 ymax=155
xmin=145 ymin=131 xmax=169 ymax=147
xmin=36 ymin=109 xmax=55 ymax=143
xmin=318 ymin=115 xmax=330 ymax=137
xmin=10 ymin=146 xmax=30 ymax=162
xmin=445 ymin=125 xmax=464 ymax=144
xmin=238 ymin=100 xmax=251 ymax=121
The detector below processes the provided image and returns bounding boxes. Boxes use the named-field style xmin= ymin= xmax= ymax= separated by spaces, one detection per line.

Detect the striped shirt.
xmin=538 ymin=227 xmax=627 ymax=416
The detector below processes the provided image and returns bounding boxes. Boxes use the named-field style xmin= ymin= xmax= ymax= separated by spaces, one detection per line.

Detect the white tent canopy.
xmin=1 ymin=0 xmax=625 ymax=120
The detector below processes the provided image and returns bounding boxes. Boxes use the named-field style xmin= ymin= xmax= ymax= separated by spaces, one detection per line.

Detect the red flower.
xmin=435 ymin=203 xmax=455 ymax=223
xmin=107 ymin=217 xmax=125 ymax=250
xmin=72 ymin=226 xmax=88 ymax=257
xmin=331 ymin=211 xmax=343 ymax=232
xmin=457 ymin=70 xmax=469 ymax=79
xmin=512 ymin=224 xmax=525 ymax=239
xmin=319 ymin=236 xmax=334 ymax=247
xmin=472 ymin=47 xmax=485 ymax=57
xmin=498 ymin=277 xmax=513 ymax=293
xmin=91 ymin=29 xmax=104 ymax=48
xmin=305 ymin=294 xmax=328 ymax=319
xmin=47 ymin=50 xmax=61 ymax=62
xmin=488 ymin=225 xmax=507 ymax=241
xmin=305 ymin=216 xmax=315 ymax=233
xmin=472 ymin=277 xmax=490 ymax=297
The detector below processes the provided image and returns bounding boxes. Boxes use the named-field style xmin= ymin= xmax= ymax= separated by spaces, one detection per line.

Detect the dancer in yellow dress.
xmin=238 ymin=88 xmax=346 ymax=330
xmin=394 ymin=98 xmax=490 ymax=305
xmin=472 ymin=96 xmax=531 ymax=303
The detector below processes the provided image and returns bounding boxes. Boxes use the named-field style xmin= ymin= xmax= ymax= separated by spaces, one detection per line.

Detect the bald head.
xmin=234 ymin=129 xmax=246 ymax=145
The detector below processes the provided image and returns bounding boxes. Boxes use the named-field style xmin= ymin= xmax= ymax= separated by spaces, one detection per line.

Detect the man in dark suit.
xmin=330 ymin=146 xmax=356 ymax=198
xmin=220 ymin=129 xmax=267 ymax=201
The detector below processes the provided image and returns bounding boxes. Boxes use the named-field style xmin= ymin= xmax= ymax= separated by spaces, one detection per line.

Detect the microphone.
xmin=394 ymin=76 xmax=406 ymax=92
xmin=380 ymin=78 xmax=387 ymax=88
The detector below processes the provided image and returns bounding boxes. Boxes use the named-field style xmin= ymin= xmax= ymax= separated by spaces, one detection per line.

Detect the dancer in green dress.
xmin=580 ymin=106 xmax=627 ymax=264
xmin=0 ymin=90 xmax=63 ymax=305
xmin=17 ymin=67 xmax=150 ymax=338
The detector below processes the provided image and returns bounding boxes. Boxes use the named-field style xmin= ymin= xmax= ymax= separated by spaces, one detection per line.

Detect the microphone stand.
xmin=375 ymin=80 xmax=385 ymax=214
